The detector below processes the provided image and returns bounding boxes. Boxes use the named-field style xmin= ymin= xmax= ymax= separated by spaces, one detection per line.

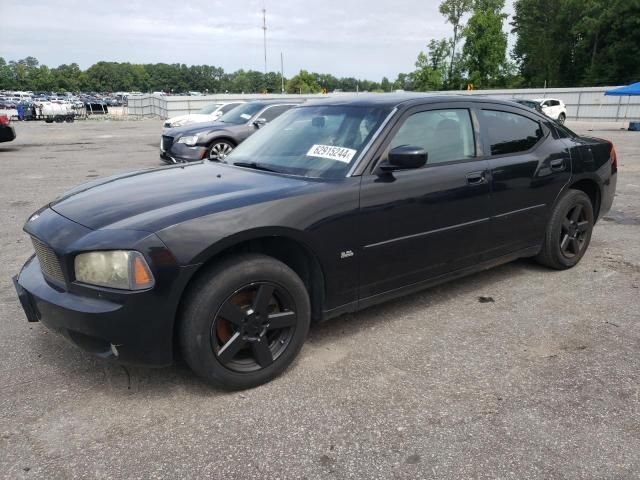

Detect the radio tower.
xmin=262 ymin=5 xmax=267 ymax=74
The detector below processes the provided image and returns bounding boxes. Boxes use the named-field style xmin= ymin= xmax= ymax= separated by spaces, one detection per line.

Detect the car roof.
xmin=301 ymin=93 xmax=540 ymax=110
xmin=247 ymin=98 xmax=305 ymax=105
xmin=532 ymin=98 xmax=561 ymax=102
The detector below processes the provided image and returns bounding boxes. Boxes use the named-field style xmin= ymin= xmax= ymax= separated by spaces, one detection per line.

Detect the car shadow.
xmin=25 ymin=258 xmax=548 ymax=397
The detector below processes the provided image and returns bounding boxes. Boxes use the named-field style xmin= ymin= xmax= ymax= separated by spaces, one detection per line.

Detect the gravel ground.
xmin=0 ymin=118 xmax=638 ymax=479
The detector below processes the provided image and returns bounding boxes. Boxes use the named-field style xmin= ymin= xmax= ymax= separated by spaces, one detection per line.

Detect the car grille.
xmin=161 ymin=135 xmax=174 ymax=152
xmin=31 ymin=236 xmax=65 ymax=283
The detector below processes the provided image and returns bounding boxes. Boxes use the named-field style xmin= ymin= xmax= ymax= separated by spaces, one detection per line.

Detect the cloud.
xmin=0 ymin=0 xmax=514 ymax=80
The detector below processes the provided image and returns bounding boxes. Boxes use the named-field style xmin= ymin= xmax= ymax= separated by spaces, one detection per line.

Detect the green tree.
xmin=412 ymin=39 xmax=451 ymax=91
xmin=51 ymin=63 xmax=83 ymax=91
xmin=0 ymin=58 xmax=13 ymax=89
xmin=511 ymin=0 xmax=568 ymax=87
xmin=439 ymin=0 xmax=473 ymax=88
xmin=286 ymin=70 xmax=320 ymax=93
xmin=513 ymin=0 xmax=640 ymax=87
xmin=392 ymin=72 xmax=413 ymax=91
xmin=462 ymin=0 xmax=508 ymax=88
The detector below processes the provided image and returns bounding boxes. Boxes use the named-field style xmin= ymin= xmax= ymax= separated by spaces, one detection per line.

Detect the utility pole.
xmin=262 ymin=5 xmax=267 ymax=75
xmin=280 ymin=52 xmax=285 ymax=93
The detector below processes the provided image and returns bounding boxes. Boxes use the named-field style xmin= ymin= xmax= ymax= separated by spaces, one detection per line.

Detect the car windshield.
xmin=225 ymin=105 xmax=392 ymax=178
xmin=218 ymin=102 xmax=265 ymax=125
xmin=197 ymin=103 xmax=222 ymax=115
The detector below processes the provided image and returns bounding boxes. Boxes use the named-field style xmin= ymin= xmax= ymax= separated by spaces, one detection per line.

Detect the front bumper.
xmin=160 ymin=143 xmax=207 ymax=164
xmin=14 ymin=254 xmax=198 ymax=367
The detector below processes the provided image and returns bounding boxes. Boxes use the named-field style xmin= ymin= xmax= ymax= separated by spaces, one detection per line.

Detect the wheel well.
xmin=208 ymin=137 xmax=237 ymax=147
xmin=173 ymin=236 xmax=325 ymax=350
xmin=570 ymin=179 xmax=601 ymax=218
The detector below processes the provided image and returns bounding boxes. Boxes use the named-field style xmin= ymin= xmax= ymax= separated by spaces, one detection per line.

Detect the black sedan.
xmin=14 ymin=94 xmax=617 ymax=389
xmin=0 ymin=114 xmax=15 ymax=143
xmin=160 ymin=99 xmax=303 ymax=163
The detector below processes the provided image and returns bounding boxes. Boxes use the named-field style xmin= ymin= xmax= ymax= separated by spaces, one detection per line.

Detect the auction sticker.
xmin=306 ymin=144 xmax=357 ymax=163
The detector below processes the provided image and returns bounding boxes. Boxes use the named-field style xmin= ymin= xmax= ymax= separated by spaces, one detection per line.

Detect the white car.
xmin=533 ymin=98 xmax=567 ymax=124
xmin=163 ymin=102 xmax=245 ymax=129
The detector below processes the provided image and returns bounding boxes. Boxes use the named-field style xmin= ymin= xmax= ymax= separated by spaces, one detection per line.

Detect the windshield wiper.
xmin=232 ymin=161 xmax=280 ymax=173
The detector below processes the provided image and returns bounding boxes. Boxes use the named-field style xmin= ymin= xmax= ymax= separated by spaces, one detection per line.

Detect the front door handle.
xmin=466 ymin=171 xmax=487 ymax=185
xmin=550 ymin=158 xmax=565 ymax=171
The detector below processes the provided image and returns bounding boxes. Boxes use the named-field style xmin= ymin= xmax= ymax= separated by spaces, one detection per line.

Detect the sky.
xmin=1 ymin=0 xmax=514 ymax=81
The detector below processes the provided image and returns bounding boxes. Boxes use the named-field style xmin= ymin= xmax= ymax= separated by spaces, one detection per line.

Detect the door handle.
xmin=466 ymin=171 xmax=487 ymax=185
xmin=550 ymin=158 xmax=565 ymax=171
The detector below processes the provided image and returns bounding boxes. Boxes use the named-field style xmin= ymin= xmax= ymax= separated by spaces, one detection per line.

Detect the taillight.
xmin=0 ymin=115 xmax=7 ymax=126
xmin=610 ymin=143 xmax=618 ymax=171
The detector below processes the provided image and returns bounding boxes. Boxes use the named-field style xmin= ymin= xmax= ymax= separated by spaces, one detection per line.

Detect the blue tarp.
xmin=604 ymin=82 xmax=640 ymax=96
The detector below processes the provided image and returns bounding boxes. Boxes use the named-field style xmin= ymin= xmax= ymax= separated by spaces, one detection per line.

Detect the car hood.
xmin=165 ymin=121 xmax=240 ymax=137
xmin=50 ymin=162 xmax=311 ymax=232
xmin=165 ymin=113 xmax=215 ymax=127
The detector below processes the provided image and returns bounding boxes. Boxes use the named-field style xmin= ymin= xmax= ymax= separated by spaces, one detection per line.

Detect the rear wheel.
xmin=179 ymin=254 xmax=310 ymax=389
xmin=558 ymin=113 xmax=566 ymax=124
xmin=535 ymin=190 xmax=594 ymax=269
xmin=207 ymin=140 xmax=234 ymax=161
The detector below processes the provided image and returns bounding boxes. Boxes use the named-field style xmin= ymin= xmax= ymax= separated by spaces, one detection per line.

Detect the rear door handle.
xmin=550 ymin=158 xmax=565 ymax=171
xmin=466 ymin=171 xmax=487 ymax=185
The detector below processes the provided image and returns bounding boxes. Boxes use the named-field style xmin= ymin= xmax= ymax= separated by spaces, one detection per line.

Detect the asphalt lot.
xmin=0 ymin=118 xmax=638 ymax=479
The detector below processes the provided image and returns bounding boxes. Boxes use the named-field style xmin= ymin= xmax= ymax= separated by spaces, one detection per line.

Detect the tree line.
xmin=1 ymin=0 xmax=637 ymax=94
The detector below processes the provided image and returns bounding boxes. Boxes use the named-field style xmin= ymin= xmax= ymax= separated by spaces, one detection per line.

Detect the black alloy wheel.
xmin=535 ymin=189 xmax=594 ymax=270
xmin=179 ymin=253 xmax=310 ymax=389
xmin=212 ymin=282 xmax=297 ymax=372
xmin=559 ymin=204 xmax=589 ymax=259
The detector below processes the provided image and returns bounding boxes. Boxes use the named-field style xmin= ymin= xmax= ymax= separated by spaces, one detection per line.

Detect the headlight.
xmin=177 ymin=135 xmax=199 ymax=146
xmin=74 ymin=251 xmax=154 ymax=290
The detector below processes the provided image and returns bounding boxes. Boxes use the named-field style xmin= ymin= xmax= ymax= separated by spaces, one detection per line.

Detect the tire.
xmin=535 ymin=190 xmax=594 ymax=270
xmin=207 ymin=140 xmax=234 ymax=161
xmin=179 ymin=253 xmax=311 ymax=390
xmin=45 ymin=118 xmax=53 ymax=124
xmin=558 ymin=113 xmax=566 ymax=124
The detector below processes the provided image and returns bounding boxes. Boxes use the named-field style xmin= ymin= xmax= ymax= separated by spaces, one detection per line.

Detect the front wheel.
xmin=535 ymin=190 xmax=594 ymax=270
xmin=207 ymin=140 xmax=234 ymax=161
xmin=179 ymin=254 xmax=311 ymax=389
xmin=557 ymin=113 xmax=566 ymax=124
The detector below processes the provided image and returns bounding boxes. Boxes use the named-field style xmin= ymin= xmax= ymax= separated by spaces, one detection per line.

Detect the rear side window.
xmin=479 ymin=110 xmax=543 ymax=155
xmin=389 ymin=109 xmax=475 ymax=164
xmin=260 ymin=105 xmax=294 ymax=122
xmin=220 ymin=103 xmax=241 ymax=113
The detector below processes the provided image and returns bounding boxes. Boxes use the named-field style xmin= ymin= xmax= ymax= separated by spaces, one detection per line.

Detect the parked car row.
xmin=160 ymin=100 xmax=304 ymax=163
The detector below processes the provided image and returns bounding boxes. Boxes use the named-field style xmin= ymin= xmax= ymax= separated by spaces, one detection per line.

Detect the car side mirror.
xmin=378 ymin=145 xmax=427 ymax=173
xmin=253 ymin=118 xmax=267 ymax=128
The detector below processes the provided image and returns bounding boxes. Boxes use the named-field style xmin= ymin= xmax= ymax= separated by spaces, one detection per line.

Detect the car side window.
xmin=220 ymin=103 xmax=240 ymax=113
xmin=389 ymin=109 xmax=475 ymax=165
xmin=260 ymin=105 xmax=294 ymax=123
xmin=479 ymin=110 xmax=544 ymax=156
